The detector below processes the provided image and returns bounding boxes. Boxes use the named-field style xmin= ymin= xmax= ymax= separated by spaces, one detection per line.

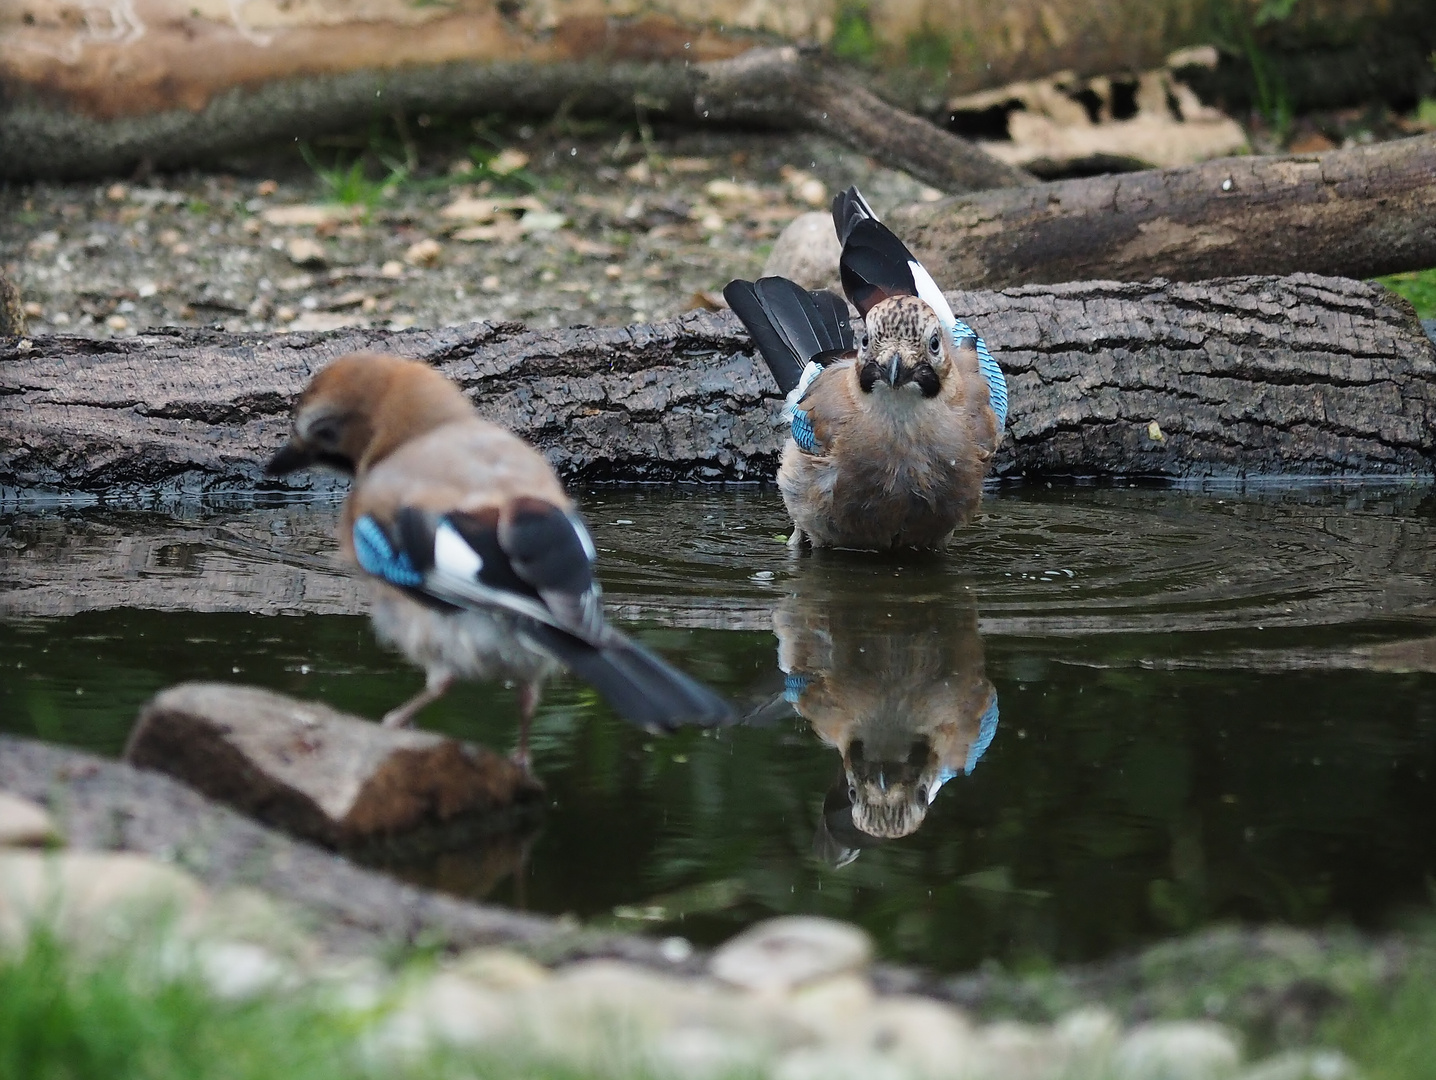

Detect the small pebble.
xmin=404 ymin=238 xmax=442 ymax=267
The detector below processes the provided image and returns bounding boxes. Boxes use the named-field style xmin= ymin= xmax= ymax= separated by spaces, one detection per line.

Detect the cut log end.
xmin=125 ymin=682 xmax=543 ymax=848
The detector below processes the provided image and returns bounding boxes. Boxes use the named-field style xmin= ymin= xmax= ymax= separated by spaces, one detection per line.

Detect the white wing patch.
xmin=782 ymin=360 xmax=825 ymax=419
xmin=568 ymin=513 xmax=598 ymax=563
xmin=433 ymin=521 xmax=483 ymax=580
xmin=908 ymin=259 xmax=957 ymax=327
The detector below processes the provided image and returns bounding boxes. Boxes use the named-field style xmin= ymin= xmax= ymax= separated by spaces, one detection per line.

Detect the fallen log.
xmin=0 ymin=44 xmax=1025 ymax=195
xmin=3 ymin=274 xmax=1434 ymax=497
xmin=694 ymin=48 xmax=1035 ymax=194
xmin=892 ymin=134 xmax=1436 ymax=289
xmin=5 ymin=0 xmax=1426 ymax=182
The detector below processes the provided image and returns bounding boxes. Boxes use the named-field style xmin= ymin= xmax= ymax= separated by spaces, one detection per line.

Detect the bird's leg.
xmin=787 ymin=527 xmax=806 ymax=550
xmin=382 ymin=670 xmax=454 ymax=728
xmin=513 ymin=682 xmax=541 ymax=773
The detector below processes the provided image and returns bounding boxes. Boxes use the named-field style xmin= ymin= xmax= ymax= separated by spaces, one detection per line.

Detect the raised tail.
xmin=831 ymin=185 xmax=879 ymax=246
xmin=528 ymin=623 xmax=733 ymax=732
xmin=722 ymin=276 xmax=854 ymax=396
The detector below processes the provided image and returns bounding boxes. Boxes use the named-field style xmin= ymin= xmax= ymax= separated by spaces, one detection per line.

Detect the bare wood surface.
xmin=695 ymin=48 xmax=1035 ymax=194
xmin=3 ymin=274 xmax=1434 ymax=497
xmin=125 ymin=683 xmax=543 ymax=846
xmin=893 ymin=134 xmax=1436 ymax=289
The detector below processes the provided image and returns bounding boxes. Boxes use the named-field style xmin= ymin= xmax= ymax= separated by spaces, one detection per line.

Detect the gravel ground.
xmin=0 ymin=128 xmax=937 ymax=339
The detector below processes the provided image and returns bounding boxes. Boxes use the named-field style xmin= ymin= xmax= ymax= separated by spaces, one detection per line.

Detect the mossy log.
xmin=893 ymin=134 xmax=1436 ymax=289
xmin=2 ymin=274 xmax=1434 ymax=500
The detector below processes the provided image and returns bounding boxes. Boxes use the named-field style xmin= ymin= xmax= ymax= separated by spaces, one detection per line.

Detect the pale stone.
xmin=865 ymin=996 xmax=978 ymax=1079
xmin=1115 ymin=1021 xmax=1242 ymax=1080
xmin=449 ymin=947 xmax=550 ymax=990
xmin=761 ymin=211 xmax=842 ymax=293
xmin=647 ymin=1026 xmax=766 ymax=1080
xmin=1055 ymin=1006 xmax=1122 ymax=1063
xmin=0 ymin=850 xmax=205 ymax=950
xmin=710 ymin=916 xmax=872 ymax=993
xmin=0 ymin=791 xmax=59 ymax=847
xmin=285 ymin=237 xmax=327 ymax=266
xmin=192 ymin=940 xmax=292 ymax=999
xmin=1237 ymin=1050 xmax=1354 ymax=1080
xmin=972 ymin=1020 xmax=1063 ymax=1080
xmin=774 ymin=1046 xmax=909 ymax=1080
xmin=525 ymin=959 xmax=804 ymax=1069
xmin=372 ymin=972 xmax=516 ymax=1058
xmin=783 ymin=973 xmax=876 ymax=1042
xmin=404 ymin=237 xmax=443 ymax=267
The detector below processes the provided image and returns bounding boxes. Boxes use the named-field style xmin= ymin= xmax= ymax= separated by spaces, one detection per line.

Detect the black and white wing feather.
xmin=352 ymin=502 xmax=731 ymax=729
xmin=723 ymin=276 xmax=854 ymax=396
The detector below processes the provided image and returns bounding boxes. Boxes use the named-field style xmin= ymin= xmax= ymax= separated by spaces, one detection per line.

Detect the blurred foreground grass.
xmin=0 ymin=927 xmax=608 ymax=1080
xmin=4 ymin=920 xmax=1436 ymax=1080
xmin=1380 ymin=268 xmax=1436 ymax=319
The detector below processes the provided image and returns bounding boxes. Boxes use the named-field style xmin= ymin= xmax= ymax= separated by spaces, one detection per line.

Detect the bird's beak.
xmin=886 ymin=353 xmax=901 ymax=387
xmin=264 ymin=439 xmax=314 ymax=476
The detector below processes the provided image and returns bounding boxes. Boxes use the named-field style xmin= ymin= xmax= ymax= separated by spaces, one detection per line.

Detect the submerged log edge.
xmin=2 ymin=273 xmax=1434 ymax=500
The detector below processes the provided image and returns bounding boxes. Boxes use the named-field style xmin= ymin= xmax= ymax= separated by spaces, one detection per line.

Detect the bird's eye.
xmin=927 ymin=331 xmax=942 ymax=355
xmin=857 ymin=329 xmax=869 ymax=351
xmin=309 ymin=420 xmax=341 ymax=449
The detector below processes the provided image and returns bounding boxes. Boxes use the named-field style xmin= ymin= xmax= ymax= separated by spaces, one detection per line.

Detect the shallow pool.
xmin=5 ymin=486 xmax=1436 ymax=973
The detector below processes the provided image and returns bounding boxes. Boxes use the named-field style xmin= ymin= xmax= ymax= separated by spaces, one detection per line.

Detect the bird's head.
xmin=853 ymin=294 xmax=956 ymax=399
xmin=843 ymin=735 xmax=936 ymax=839
xmin=264 ymin=353 xmax=473 ymax=478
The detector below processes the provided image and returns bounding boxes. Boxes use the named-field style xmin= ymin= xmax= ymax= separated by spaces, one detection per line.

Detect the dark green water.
xmin=5 ymin=487 xmax=1436 ymax=973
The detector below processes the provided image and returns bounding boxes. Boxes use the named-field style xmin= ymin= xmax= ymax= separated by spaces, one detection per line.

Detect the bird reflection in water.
xmin=767 ymin=567 xmax=998 ymax=865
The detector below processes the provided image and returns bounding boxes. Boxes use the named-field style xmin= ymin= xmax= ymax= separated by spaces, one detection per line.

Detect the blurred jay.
xmin=265 ymin=353 xmax=732 ymax=763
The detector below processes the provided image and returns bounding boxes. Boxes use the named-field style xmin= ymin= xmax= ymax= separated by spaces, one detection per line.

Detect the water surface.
xmin=5 ymin=487 xmax=1436 ymax=973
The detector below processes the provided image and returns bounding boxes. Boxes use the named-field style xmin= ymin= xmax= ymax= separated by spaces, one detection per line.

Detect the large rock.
xmin=762 ymin=211 xmax=842 ymax=294
xmin=0 ymin=849 xmax=205 ymax=950
xmin=710 ymin=916 xmax=873 ymax=993
xmin=125 ymin=682 xmax=543 ymax=847
xmin=0 ymin=790 xmax=59 ymax=847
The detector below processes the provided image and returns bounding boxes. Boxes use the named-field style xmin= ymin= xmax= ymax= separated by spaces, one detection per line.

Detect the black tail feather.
xmin=723 ymin=278 xmax=805 ymax=394
xmin=724 ymin=276 xmax=855 ymax=396
xmin=838 ymin=219 xmax=920 ymax=317
xmin=530 ymin=624 xmax=733 ymax=732
xmin=831 ymin=186 xmax=879 ymax=246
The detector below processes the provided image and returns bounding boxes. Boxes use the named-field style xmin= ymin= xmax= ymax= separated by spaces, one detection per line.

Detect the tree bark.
xmin=892 ymin=134 xmax=1436 ymax=290
xmin=2 ymin=274 xmax=1433 ymax=499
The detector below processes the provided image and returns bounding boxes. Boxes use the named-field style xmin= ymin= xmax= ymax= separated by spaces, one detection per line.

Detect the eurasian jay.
xmin=724 ymin=187 xmax=1008 ymax=551
xmin=769 ymin=570 xmax=999 ymax=860
xmin=264 ymin=353 xmax=732 ymax=763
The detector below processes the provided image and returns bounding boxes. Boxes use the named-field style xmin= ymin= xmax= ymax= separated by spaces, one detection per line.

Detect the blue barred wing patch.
xmin=783 ymin=672 xmax=812 ymax=704
xmin=964 ymin=690 xmax=1000 ymax=775
xmin=790 ymin=408 xmax=819 ymax=453
xmin=353 ymin=515 xmax=424 ymax=588
xmin=951 ymin=320 xmax=1007 ymax=430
